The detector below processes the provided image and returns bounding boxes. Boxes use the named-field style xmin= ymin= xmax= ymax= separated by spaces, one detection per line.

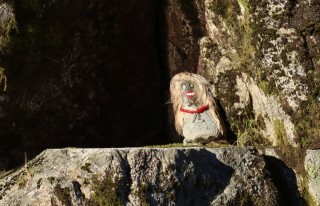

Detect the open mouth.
xmin=185 ymin=91 xmax=195 ymax=98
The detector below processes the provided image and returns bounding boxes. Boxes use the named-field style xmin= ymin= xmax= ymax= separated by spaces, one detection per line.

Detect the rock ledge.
xmin=0 ymin=147 xmax=316 ymax=205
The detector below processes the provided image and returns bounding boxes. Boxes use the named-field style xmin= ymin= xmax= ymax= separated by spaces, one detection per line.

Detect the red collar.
xmin=180 ymin=105 xmax=208 ymax=114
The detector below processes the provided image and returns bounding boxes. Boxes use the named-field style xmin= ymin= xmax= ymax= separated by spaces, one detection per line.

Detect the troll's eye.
xmin=181 ymin=83 xmax=187 ymax=90
xmin=189 ymin=83 xmax=194 ymax=88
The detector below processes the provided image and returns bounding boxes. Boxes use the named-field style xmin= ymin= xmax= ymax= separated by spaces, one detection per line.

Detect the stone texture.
xmin=182 ymin=110 xmax=219 ymax=145
xmin=0 ymin=1 xmax=318 ymax=204
xmin=199 ymin=0 xmax=306 ymax=146
xmin=163 ymin=0 xmax=320 ymax=147
xmin=235 ymin=73 xmax=297 ymax=146
xmin=0 ymin=2 xmax=16 ymax=52
xmin=305 ymin=149 xmax=320 ymax=205
xmin=0 ymin=147 xmax=291 ymax=206
xmin=162 ymin=0 xmax=205 ymax=76
xmin=0 ymin=0 xmax=319 ymax=170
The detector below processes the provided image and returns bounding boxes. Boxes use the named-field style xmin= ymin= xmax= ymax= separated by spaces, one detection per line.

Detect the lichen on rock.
xmin=0 ymin=147 xmax=290 ymax=205
xmin=305 ymin=150 xmax=320 ymax=205
xmin=185 ymin=0 xmax=320 ymax=147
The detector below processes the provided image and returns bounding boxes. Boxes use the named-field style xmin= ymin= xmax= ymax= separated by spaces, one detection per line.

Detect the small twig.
xmin=24 ymin=152 xmax=28 ymax=168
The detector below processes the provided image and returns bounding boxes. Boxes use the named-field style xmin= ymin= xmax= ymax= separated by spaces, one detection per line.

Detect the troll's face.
xmin=181 ymin=81 xmax=198 ymax=106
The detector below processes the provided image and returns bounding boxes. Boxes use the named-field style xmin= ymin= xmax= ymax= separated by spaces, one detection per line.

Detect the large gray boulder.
xmin=0 ymin=147 xmax=289 ymax=206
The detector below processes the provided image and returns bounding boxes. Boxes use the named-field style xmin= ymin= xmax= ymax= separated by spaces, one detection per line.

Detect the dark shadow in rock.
xmin=264 ymin=155 xmax=307 ymax=206
xmin=1 ymin=0 xmax=170 ymax=170
xmin=168 ymin=149 xmax=234 ymax=206
xmin=215 ymin=99 xmax=237 ymax=144
xmin=154 ymin=0 xmax=181 ymax=143
xmin=71 ymin=180 xmax=85 ymax=202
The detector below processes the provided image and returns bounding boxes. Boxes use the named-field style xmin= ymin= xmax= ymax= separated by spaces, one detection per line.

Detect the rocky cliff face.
xmin=0 ymin=0 xmax=319 ymax=168
xmin=158 ymin=2 xmax=320 ymax=203
xmin=0 ymin=0 xmax=319 ymax=205
xmin=163 ymin=0 xmax=320 ymax=147
xmin=0 ymin=147 xmax=314 ymax=206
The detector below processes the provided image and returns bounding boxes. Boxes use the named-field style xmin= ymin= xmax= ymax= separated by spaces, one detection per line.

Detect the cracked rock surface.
xmin=0 ymin=147 xmax=311 ymax=206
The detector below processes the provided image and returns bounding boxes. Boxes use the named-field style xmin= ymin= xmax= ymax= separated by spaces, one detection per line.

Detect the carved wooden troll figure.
xmin=170 ymin=72 xmax=226 ymax=145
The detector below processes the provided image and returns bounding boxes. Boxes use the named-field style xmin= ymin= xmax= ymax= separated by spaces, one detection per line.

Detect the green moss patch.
xmin=86 ymin=173 xmax=122 ymax=206
xmin=146 ymin=141 xmax=231 ymax=148
xmin=302 ymin=186 xmax=317 ymax=206
xmin=53 ymin=184 xmax=72 ymax=205
xmin=293 ymin=96 xmax=320 ymax=149
xmin=208 ymin=0 xmax=240 ymax=27
xmin=274 ymin=119 xmax=288 ymax=146
xmin=81 ymin=163 xmax=92 ymax=173
xmin=16 ymin=174 xmax=27 ymax=188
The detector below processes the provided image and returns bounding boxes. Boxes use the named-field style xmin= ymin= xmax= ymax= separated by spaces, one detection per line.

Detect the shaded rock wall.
xmin=0 ymin=0 xmax=169 ymax=169
xmin=0 ymin=147 xmax=304 ymax=206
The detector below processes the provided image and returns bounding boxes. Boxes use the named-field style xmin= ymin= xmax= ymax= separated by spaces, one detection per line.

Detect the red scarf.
xmin=180 ymin=105 xmax=208 ymax=114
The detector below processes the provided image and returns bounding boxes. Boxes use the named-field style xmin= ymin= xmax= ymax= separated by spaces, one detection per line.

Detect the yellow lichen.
xmin=274 ymin=119 xmax=288 ymax=146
